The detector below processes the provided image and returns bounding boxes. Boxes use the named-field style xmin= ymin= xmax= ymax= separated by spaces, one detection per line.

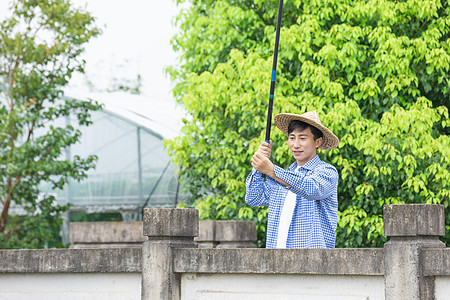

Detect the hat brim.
xmin=274 ymin=113 xmax=339 ymax=150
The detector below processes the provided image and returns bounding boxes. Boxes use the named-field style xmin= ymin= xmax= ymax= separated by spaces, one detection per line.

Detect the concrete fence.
xmin=69 ymin=219 xmax=257 ymax=249
xmin=1 ymin=204 xmax=450 ymax=299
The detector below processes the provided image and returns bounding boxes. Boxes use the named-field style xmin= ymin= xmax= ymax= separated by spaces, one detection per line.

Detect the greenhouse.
xmin=40 ymin=91 xmax=188 ymax=222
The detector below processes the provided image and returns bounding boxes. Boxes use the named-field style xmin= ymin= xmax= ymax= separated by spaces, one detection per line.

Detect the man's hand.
xmin=251 ymin=141 xmax=274 ymax=176
xmin=251 ymin=140 xmax=289 ymax=187
xmin=251 ymin=151 xmax=275 ymax=175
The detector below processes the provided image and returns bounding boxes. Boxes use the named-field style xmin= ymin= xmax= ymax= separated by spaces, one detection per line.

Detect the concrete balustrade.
xmin=195 ymin=220 xmax=256 ymax=248
xmin=1 ymin=204 xmax=449 ymax=299
xmin=70 ymin=219 xmax=256 ymax=249
xmin=70 ymin=221 xmax=146 ymax=248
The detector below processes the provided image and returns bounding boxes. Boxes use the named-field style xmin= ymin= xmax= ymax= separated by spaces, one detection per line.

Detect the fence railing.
xmin=1 ymin=204 xmax=449 ymax=300
xmin=141 ymin=204 xmax=449 ymax=300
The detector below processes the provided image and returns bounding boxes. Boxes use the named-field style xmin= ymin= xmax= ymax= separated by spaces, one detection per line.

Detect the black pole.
xmin=265 ymin=0 xmax=284 ymax=143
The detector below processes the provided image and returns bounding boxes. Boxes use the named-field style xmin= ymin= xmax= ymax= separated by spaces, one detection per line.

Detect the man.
xmin=245 ymin=111 xmax=339 ymax=249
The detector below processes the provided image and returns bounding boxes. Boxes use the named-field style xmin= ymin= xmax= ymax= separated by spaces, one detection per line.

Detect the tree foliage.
xmin=0 ymin=0 xmax=102 ymax=248
xmin=167 ymin=0 xmax=450 ymax=247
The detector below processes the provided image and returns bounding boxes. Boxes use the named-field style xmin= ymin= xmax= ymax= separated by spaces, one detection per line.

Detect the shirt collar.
xmin=289 ymin=155 xmax=321 ymax=171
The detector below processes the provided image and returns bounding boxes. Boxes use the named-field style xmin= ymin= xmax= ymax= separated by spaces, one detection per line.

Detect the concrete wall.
xmin=195 ymin=220 xmax=257 ymax=248
xmin=2 ymin=204 xmax=450 ymax=300
xmin=70 ymin=221 xmax=146 ymax=248
xmin=0 ymin=273 xmax=141 ymax=300
xmin=140 ymin=205 xmax=450 ymax=300
xmin=0 ymin=248 xmax=141 ymax=300
xmin=180 ymin=274 xmax=384 ymax=300
xmin=69 ymin=220 xmax=257 ymax=249
xmin=435 ymin=277 xmax=450 ymax=300
xmin=174 ymin=247 xmax=385 ymax=300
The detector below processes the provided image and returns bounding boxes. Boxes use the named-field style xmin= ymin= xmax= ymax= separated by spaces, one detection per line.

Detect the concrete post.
xmin=384 ymin=204 xmax=445 ymax=300
xmin=141 ymin=208 xmax=198 ymax=300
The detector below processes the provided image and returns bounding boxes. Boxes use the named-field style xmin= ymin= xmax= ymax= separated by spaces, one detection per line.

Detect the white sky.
xmin=0 ymin=0 xmax=184 ymax=101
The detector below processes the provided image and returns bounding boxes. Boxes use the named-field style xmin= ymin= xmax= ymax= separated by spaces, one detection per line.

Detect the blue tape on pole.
xmin=271 ymin=70 xmax=276 ymax=81
xmin=269 ymin=94 xmax=274 ymax=99
xmin=265 ymin=140 xmax=270 ymax=143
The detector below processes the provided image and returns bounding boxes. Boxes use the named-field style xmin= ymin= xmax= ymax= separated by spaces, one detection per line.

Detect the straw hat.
xmin=274 ymin=111 xmax=339 ymax=150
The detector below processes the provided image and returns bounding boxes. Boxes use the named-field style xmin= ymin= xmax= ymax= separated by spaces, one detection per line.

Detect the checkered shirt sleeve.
xmin=245 ymin=155 xmax=338 ymax=249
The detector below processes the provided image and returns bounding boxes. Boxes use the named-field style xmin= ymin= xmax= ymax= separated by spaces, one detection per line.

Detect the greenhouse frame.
xmin=41 ymin=91 xmax=188 ymax=222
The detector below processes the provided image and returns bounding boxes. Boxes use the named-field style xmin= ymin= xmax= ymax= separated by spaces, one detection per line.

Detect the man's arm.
xmin=274 ymin=164 xmax=338 ymax=200
xmin=245 ymin=168 xmax=270 ymax=206
xmin=251 ymin=143 xmax=337 ymax=200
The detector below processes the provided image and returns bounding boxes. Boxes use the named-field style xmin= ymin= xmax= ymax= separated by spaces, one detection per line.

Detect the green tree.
xmin=167 ymin=0 xmax=450 ymax=247
xmin=0 ymin=0 xmax=102 ymax=249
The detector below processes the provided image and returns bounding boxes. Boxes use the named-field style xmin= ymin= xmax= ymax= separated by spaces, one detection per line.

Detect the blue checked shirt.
xmin=245 ymin=155 xmax=338 ymax=249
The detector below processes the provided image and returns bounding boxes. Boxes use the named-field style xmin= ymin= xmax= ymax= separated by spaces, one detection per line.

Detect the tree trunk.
xmin=0 ymin=199 xmax=10 ymax=233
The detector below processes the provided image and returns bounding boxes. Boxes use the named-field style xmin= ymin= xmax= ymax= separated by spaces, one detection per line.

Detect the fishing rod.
xmin=265 ymin=0 xmax=284 ymax=144
xmin=262 ymin=0 xmax=284 ymax=179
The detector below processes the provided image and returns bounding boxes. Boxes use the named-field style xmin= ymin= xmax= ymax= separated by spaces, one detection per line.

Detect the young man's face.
xmin=288 ymin=127 xmax=323 ymax=166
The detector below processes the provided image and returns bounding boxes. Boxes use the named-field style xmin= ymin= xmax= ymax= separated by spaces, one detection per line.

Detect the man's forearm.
xmin=268 ymin=166 xmax=290 ymax=187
